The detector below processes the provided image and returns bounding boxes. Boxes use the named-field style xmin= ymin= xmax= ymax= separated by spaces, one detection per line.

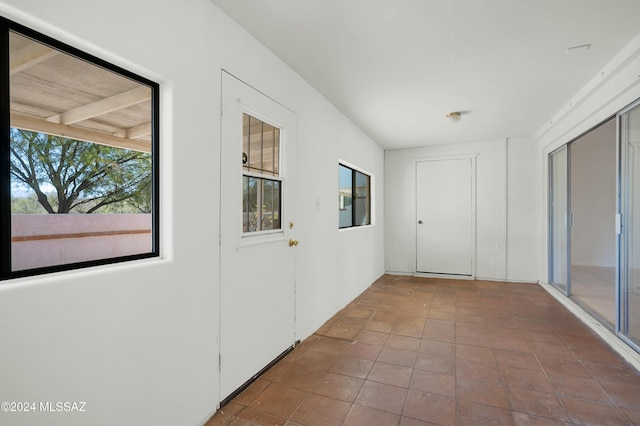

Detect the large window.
xmin=1 ymin=18 xmax=159 ymax=279
xmin=339 ymin=163 xmax=371 ymax=228
xmin=242 ymin=113 xmax=281 ymax=233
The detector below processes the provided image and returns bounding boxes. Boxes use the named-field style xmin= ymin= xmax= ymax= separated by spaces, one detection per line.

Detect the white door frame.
xmin=218 ymin=70 xmax=297 ymax=406
xmin=414 ymin=155 xmax=477 ymax=279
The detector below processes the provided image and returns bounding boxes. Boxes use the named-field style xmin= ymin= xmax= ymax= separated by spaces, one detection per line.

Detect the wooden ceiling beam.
xmin=114 ymin=122 xmax=152 ymax=139
xmin=12 ymin=112 xmax=151 ymax=153
xmin=10 ymin=43 xmax=59 ymax=75
xmin=46 ymin=86 xmax=151 ymax=125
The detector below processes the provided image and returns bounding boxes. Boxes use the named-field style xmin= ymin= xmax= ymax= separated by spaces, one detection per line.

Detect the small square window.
xmin=339 ymin=164 xmax=371 ymax=228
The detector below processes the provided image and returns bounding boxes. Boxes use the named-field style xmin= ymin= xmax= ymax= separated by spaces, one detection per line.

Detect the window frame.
xmin=0 ymin=17 xmax=160 ymax=281
xmin=241 ymin=171 xmax=283 ymax=236
xmin=241 ymin=111 xmax=284 ymax=238
xmin=338 ymin=162 xmax=372 ymax=229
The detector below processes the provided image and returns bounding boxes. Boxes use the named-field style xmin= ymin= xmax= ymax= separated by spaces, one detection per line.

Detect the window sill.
xmin=338 ymin=224 xmax=374 ymax=232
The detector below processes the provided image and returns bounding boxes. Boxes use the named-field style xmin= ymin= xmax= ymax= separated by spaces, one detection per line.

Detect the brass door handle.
xmin=289 ymin=239 xmax=299 ymax=247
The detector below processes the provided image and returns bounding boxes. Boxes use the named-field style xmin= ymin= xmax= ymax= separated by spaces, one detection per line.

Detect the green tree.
xmin=10 ymin=128 xmax=151 ymax=214
xmin=11 ymin=193 xmax=48 ymax=214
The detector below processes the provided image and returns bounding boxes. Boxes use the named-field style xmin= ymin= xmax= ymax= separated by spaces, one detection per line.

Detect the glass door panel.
xmin=569 ymin=119 xmax=617 ymax=328
xmin=549 ymin=146 xmax=570 ymax=295
xmin=620 ymin=102 xmax=640 ymax=347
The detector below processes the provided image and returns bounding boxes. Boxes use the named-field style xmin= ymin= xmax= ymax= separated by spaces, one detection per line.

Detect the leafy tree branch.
xmin=10 ymin=128 xmax=151 ymax=214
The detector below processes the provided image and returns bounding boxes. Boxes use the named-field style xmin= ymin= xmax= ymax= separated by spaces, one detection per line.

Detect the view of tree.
xmin=10 ymin=193 xmax=48 ymax=214
xmin=10 ymin=128 xmax=151 ymax=214
xmin=242 ymin=177 xmax=280 ymax=231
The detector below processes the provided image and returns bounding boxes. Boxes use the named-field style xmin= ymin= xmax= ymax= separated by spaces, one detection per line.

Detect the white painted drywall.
xmin=0 ymin=1 xmax=384 ymax=425
xmin=507 ymin=137 xmax=540 ymax=282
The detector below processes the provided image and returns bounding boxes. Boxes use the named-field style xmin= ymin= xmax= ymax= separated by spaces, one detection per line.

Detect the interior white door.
xmin=219 ymin=72 xmax=296 ymax=402
xmin=416 ymin=158 xmax=473 ymax=276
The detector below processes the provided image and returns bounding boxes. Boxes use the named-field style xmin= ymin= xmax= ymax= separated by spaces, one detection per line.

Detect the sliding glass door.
xmin=570 ymin=119 xmax=617 ymax=328
xmin=549 ymin=100 xmax=640 ymax=352
xmin=549 ymin=120 xmax=617 ymax=326
xmin=620 ymin=101 xmax=640 ymax=349
xmin=549 ymin=145 xmax=569 ymax=295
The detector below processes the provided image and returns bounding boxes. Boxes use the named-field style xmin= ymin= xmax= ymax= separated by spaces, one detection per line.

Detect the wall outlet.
xmin=497 ymin=243 xmax=504 ymax=252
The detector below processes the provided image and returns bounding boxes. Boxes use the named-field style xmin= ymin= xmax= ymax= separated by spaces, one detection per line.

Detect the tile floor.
xmin=570 ymin=265 xmax=616 ymax=327
xmin=206 ymin=275 xmax=640 ymax=425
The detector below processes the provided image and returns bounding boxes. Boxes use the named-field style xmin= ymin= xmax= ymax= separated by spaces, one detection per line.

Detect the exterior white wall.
xmin=536 ymin=33 xmax=640 ymax=282
xmin=0 ymin=1 xmax=384 ymax=426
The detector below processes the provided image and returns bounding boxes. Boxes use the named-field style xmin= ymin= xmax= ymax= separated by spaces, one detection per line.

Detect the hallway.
xmin=207 ymin=275 xmax=640 ymax=425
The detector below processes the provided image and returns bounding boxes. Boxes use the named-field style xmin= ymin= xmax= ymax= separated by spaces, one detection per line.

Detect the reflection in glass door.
xmin=569 ymin=119 xmax=617 ymax=328
xmin=549 ymin=120 xmax=616 ymax=328
xmin=549 ymin=146 xmax=570 ymax=295
xmin=620 ymin=101 xmax=640 ymax=349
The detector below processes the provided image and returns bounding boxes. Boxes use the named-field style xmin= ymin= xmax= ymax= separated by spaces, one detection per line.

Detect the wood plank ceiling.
xmin=9 ymin=31 xmax=152 ymax=153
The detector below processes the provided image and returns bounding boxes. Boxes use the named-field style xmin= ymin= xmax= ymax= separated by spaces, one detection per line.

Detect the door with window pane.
xmin=219 ymin=72 xmax=297 ymax=403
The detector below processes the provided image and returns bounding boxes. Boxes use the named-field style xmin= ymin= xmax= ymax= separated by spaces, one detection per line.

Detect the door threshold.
xmin=219 ymin=344 xmax=296 ymax=409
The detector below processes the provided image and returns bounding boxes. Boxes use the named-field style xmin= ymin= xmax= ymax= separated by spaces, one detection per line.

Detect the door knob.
xmin=289 ymin=239 xmax=299 ymax=247
xmin=418 ymin=220 xmax=423 ymax=224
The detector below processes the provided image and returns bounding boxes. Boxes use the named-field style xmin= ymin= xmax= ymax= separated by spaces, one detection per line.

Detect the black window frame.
xmin=338 ymin=163 xmax=371 ymax=229
xmin=0 ymin=17 xmax=160 ymax=281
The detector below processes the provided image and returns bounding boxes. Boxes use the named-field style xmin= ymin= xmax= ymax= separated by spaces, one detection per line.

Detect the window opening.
xmin=1 ymin=19 xmax=159 ymax=279
xmin=339 ymin=163 xmax=371 ymax=229
xmin=242 ymin=113 xmax=281 ymax=233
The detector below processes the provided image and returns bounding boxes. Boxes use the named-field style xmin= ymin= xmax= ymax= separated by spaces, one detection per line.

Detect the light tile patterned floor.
xmin=207 ymin=275 xmax=640 ymax=425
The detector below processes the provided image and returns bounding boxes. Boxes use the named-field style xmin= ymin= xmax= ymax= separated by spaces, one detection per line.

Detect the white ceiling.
xmin=211 ymin=0 xmax=640 ymax=149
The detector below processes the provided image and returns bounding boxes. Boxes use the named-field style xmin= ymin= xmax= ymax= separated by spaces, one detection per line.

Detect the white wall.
xmin=0 ymin=1 xmax=384 ymax=425
xmin=507 ymin=137 xmax=540 ymax=282
xmin=537 ymin=33 xmax=640 ymax=282
xmin=385 ymin=138 xmax=539 ymax=282
xmin=294 ymin=97 xmax=385 ymax=341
